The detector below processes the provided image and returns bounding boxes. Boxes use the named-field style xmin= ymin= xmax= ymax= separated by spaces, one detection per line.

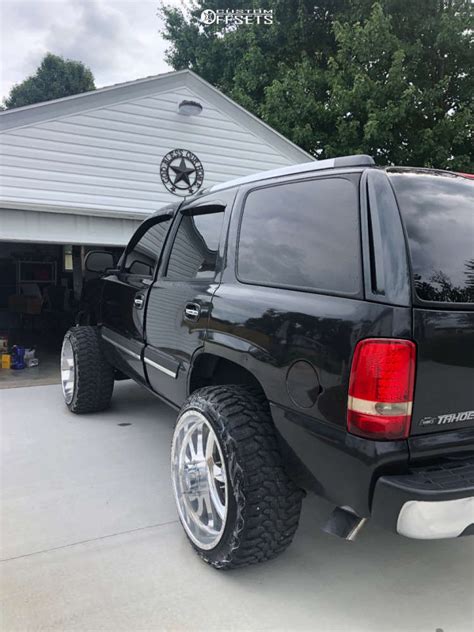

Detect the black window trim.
xmin=235 ymin=174 xmax=364 ymax=299
xmin=365 ymin=174 xmax=386 ymax=295
xmin=119 ymin=212 xmax=174 ymax=277
xmin=360 ymin=168 xmax=411 ymax=308
xmin=180 ymin=201 xmax=228 ymax=216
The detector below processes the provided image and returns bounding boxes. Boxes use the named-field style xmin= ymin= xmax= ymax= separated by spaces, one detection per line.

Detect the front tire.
xmin=61 ymin=326 xmax=114 ymax=414
xmin=171 ymin=385 xmax=304 ymax=569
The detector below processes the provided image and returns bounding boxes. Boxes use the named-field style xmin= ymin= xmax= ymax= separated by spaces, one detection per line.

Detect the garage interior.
xmin=0 ymin=241 xmax=121 ymax=388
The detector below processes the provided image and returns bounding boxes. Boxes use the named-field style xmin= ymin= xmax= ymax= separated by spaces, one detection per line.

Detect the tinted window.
xmin=389 ymin=171 xmax=474 ymax=303
xmin=166 ymin=211 xmax=224 ymax=280
xmin=237 ymin=178 xmax=361 ymax=294
xmin=125 ymin=219 xmax=170 ymax=276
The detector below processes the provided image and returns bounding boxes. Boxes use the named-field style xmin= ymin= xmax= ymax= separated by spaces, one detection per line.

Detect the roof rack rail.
xmin=334 ymin=155 xmax=374 ymax=167
xmin=210 ymin=154 xmax=375 ymax=192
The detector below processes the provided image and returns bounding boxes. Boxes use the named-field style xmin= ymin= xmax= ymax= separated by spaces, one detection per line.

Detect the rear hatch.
xmin=388 ymin=170 xmax=474 ymax=435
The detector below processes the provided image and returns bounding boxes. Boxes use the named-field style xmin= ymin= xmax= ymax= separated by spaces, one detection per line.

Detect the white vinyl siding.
xmin=0 ymin=87 xmax=298 ymax=217
xmin=0 ymin=71 xmax=311 ymax=244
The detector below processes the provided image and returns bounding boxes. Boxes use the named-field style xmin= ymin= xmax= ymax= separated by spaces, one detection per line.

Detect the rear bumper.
xmin=270 ymin=403 xmax=409 ymax=517
xmin=371 ymin=457 xmax=474 ymax=539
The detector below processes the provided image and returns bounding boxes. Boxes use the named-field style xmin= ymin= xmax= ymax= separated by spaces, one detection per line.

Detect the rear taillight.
xmin=347 ymin=338 xmax=416 ymax=440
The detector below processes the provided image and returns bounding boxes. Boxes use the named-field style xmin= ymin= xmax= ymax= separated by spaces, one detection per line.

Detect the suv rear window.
xmin=389 ymin=171 xmax=474 ymax=303
xmin=237 ymin=177 xmax=361 ymax=295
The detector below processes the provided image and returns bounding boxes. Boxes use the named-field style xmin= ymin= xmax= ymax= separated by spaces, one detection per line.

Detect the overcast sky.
xmin=0 ymin=0 xmax=184 ymax=102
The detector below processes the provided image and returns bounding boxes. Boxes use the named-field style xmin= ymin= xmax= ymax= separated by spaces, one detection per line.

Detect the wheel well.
xmin=75 ymin=309 xmax=97 ymax=326
xmin=189 ymin=354 xmax=264 ymax=396
xmin=189 ymin=354 xmax=311 ymax=492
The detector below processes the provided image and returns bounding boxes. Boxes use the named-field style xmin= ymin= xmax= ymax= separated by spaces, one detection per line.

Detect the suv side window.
xmin=237 ymin=177 xmax=361 ymax=295
xmin=165 ymin=210 xmax=225 ymax=281
xmin=124 ymin=219 xmax=171 ymax=277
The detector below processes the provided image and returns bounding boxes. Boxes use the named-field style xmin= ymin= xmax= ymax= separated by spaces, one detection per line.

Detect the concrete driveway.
xmin=1 ymin=382 xmax=473 ymax=632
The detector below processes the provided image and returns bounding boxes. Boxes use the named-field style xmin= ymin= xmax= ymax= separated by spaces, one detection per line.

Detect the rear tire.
xmin=171 ymin=385 xmax=304 ymax=569
xmin=61 ymin=326 xmax=114 ymax=414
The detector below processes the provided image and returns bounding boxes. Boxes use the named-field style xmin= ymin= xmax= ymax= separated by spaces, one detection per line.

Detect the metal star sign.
xmin=170 ymin=157 xmax=195 ymax=186
xmin=160 ymin=149 xmax=204 ymax=197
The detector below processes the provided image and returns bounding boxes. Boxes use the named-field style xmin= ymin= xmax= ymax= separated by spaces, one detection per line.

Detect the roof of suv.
xmin=153 ymin=157 xmax=471 ymax=215
xmin=209 ymin=154 xmax=375 ymax=193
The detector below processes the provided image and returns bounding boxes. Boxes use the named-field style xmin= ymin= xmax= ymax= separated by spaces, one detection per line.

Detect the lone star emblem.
xmin=160 ymin=149 xmax=204 ymax=197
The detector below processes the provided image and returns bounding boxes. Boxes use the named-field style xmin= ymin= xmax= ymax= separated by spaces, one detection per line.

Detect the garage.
xmin=0 ymin=69 xmax=310 ymax=387
xmin=0 ymin=241 xmax=121 ymax=387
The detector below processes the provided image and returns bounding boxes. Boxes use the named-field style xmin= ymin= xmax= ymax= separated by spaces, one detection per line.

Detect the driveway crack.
xmin=0 ymin=519 xmax=179 ymax=563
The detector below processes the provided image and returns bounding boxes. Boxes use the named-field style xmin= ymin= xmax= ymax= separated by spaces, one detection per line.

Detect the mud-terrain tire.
xmin=171 ymin=385 xmax=304 ymax=569
xmin=61 ymin=326 xmax=114 ymax=414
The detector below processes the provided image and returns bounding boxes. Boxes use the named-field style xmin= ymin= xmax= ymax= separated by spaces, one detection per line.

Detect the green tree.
xmin=160 ymin=1 xmax=348 ymax=116
xmin=4 ymin=53 xmax=95 ymax=109
xmin=160 ymin=0 xmax=473 ymax=170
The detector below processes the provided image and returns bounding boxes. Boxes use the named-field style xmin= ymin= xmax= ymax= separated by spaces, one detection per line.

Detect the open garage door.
xmin=0 ymin=205 xmax=139 ymax=388
xmin=0 ymin=240 xmax=122 ymax=389
xmin=0 ymin=207 xmax=141 ymax=246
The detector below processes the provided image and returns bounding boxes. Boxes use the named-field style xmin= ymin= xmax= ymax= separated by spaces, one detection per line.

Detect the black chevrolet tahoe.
xmin=60 ymin=155 xmax=474 ymax=569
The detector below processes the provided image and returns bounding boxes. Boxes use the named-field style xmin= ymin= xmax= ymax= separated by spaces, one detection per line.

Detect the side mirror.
xmin=129 ymin=260 xmax=153 ymax=276
xmin=85 ymin=251 xmax=115 ymax=274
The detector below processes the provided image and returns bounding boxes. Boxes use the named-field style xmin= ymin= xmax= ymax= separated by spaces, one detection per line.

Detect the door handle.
xmin=134 ymin=294 xmax=145 ymax=309
xmin=184 ymin=303 xmax=201 ymax=321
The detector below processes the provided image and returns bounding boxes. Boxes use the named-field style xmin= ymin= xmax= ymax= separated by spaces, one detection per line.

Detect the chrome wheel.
xmin=171 ymin=411 xmax=228 ymax=550
xmin=61 ymin=337 xmax=75 ymax=404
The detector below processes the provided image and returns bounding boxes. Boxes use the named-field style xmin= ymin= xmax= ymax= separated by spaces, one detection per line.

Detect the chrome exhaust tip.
xmin=322 ymin=506 xmax=367 ymax=541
